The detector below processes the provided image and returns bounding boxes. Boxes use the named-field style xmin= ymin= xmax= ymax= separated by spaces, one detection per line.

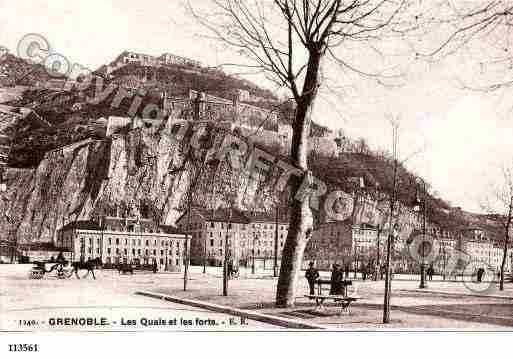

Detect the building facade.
xmin=176 ymin=208 xmax=289 ymax=267
xmin=57 ymin=217 xmax=186 ymax=271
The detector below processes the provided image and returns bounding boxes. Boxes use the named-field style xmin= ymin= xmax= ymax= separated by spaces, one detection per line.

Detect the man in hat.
xmin=305 ymin=261 xmax=320 ymax=295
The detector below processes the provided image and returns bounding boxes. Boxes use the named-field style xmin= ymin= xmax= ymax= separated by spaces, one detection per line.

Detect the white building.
xmin=57 ymin=217 xmax=186 ymax=271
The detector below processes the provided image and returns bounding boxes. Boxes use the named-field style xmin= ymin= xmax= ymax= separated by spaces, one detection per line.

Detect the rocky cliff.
xmin=0 ymin=118 xmax=430 ymax=246
xmin=0 ymin=121 xmax=268 ymax=244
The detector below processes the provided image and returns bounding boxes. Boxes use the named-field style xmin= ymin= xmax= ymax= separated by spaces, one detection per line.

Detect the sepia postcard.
xmin=1 ymin=1 xmax=512 ymax=354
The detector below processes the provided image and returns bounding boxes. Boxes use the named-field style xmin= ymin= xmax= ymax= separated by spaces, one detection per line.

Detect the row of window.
xmin=80 ymin=237 xmax=179 ymax=248
xmin=206 ymin=248 xmax=276 ymax=257
xmin=81 ymin=246 xmax=182 ymax=256
xmin=206 ymin=239 xmax=284 ymax=248
xmin=104 ymin=257 xmax=180 ymax=266
xmin=185 ymin=221 xmax=289 ymax=231
xmin=197 ymin=231 xmax=285 ymax=239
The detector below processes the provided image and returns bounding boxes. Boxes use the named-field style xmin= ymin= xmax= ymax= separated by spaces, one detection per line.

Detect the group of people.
xmin=305 ymin=262 xmax=351 ymax=296
xmin=329 ymin=264 xmax=348 ymax=295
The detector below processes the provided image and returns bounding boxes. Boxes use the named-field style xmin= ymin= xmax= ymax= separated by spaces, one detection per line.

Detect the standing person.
xmin=227 ymin=259 xmax=234 ymax=279
xmin=152 ymin=259 xmax=158 ymax=274
xmin=344 ymin=264 xmax=350 ymax=279
xmin=427 ymin=265 xmax=434 ymax=281
xmin=305 ymin=261 xmax=320 ymax=295
xmin=361 ymin=262 xmax=367 ymax=281
xmin=330 ymin=264 xmax=341 ymax=295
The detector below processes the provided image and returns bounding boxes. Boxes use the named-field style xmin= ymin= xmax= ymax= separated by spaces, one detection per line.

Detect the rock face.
xmin=1 ymin=121 xmax=261 ymax=245
xmin=0 ymin=118 xmax=419 ymax=246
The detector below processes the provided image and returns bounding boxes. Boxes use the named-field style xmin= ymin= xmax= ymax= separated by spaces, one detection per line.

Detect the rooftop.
xmin=179 ymin=207 xmax=290 ymax=225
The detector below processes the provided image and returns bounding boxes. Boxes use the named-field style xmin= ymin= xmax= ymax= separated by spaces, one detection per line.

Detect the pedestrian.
xmin=476 ymin=268 xmax=480 ymax=282
xmin=305 ymin=261 xmax=320 ymax=295
xmin=330 ymin=264 xmax=341 ymax=295
xmin=152 ymin=259 xmax=158 ymax=274
xmin=344 ymin=264 xmax=350 ymax=279
xmin=427 ymin=265 xmax=434 ymax=281
xmin=227 ymin=259 xmax=233 ymax=279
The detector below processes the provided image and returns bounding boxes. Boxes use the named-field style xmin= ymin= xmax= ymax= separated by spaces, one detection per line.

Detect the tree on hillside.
xmin=426 ymin=1 xmax=513 ymax=91
xmin=481 ymin=163 xmax=513 ymax=291
xmin=190 ymin=0 xmax=425 ymax=307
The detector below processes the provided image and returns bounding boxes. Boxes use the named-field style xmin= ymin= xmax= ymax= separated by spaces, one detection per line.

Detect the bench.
xmin=314 ymin=279 xmax=352 ymax=297
xmin=118 ymin=264 xmax=135 ymax=275
xmin=304 ymin=294 xmax=359 ymax=314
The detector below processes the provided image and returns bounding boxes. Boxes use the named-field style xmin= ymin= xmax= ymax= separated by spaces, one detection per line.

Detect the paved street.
xmin=2 ymin=264 xmax=513 ymax=331
xmin=152 ymin=266 xmax=513 ymax=330
xmin=0 ymin=264 xmax=280 ymax=331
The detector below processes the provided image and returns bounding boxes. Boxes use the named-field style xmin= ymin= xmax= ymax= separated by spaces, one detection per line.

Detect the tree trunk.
xmin=500 ymin=232 xmax=509 ymax=291
xmin=275 ymin=49 xmax=322 ymax=308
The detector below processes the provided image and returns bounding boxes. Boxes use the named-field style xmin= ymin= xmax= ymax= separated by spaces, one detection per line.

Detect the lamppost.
xmin=252 ymin=231 xmax=257 ymax=275
xmin=223 ymin=207 xmax=233 ymax=296
xmin=375 ymin=224 xmax=382 ymax=281
xmin=383 ymin=223 xmax=399 ymax=323
xmin=273 ymin=202 xmax=280 ymax=277
xmin=412 ymin=178 xmax=428 ymax=289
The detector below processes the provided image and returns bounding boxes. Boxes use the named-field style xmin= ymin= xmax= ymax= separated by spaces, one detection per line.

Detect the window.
xmin=107 ymin=248 xmax=111 ymax=254
xmin=160 ymin=250 xmax=164 ymax=256
xmin=132 ymin=249 xmax=135 ymax=255
xmin=145 ymin=240 xmax=149 ymax=246
xmin=210 ymin=239 xmax=214 ymax=247
xmin=116 ymin=238 xmax=119 ymax=245
xmin=138 ymin=249 xmax=141 ymax=255
xmin=108 ymin=238 xmax=112 ymax=245
xmin=138 ymin=239 xmax=141 ymax=246
xmin=124 ymin=248 xmax=128 ymax=255
xmin=89 ymin=238 xmax=92 ymax=245
xmin=153 ymin=249 xmax=156 ymax=255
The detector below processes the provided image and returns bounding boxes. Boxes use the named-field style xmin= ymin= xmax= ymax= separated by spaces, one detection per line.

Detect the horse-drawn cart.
xmin=29 ymin=262 xmax=46 ymax=279
xmin=28 ymin=261 xmax=73 ymax=279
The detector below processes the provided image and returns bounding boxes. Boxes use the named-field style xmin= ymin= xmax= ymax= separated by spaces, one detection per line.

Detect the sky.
xmin=0 ymin=0 xmax=511 ymax=213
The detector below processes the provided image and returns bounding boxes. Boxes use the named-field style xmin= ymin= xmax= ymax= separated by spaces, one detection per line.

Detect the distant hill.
xmin=0 ymin=53 xmax=66 ymax=87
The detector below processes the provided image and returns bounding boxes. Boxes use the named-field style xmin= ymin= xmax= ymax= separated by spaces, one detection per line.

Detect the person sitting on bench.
xmin=330 ymin=264 xmax=343 ymax=295
xmin=305 ymin=261 xmax=320 ymax=295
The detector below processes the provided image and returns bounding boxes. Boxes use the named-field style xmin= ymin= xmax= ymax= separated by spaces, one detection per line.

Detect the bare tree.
xmin=481 ymin=163 xmax=513 ymax=291
xmin=190 ymin=0 xmax=421 ymax=307
xmin=425 ymin=1 xmax=513 ymax=91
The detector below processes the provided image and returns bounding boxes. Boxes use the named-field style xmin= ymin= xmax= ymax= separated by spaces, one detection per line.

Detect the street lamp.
xmin=412 ymin=179 xmax=427 ymax=289
xmin=383 ymin=222 xmax=399 ymax=323
xmin=252 ymin=231 xmax=257 ymax=275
